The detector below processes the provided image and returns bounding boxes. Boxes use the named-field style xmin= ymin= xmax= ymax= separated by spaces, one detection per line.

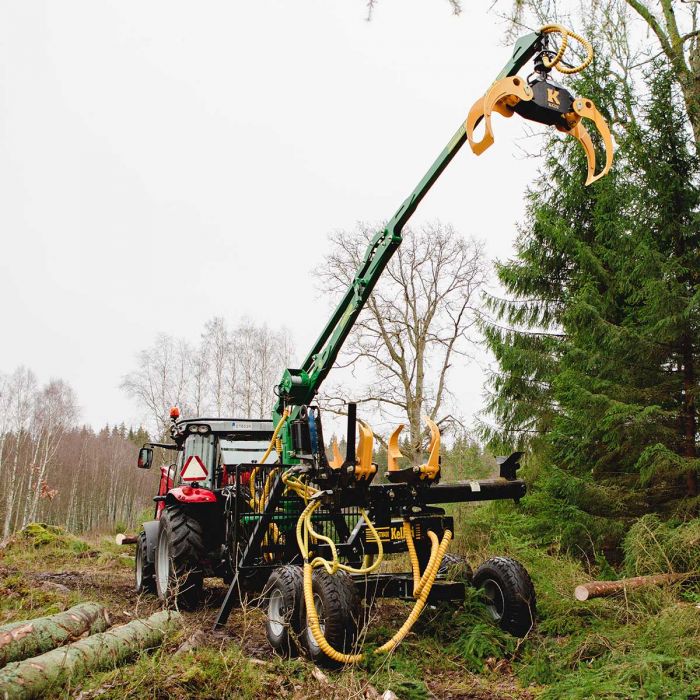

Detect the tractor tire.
xmin=299 ymin=569 xmax=362 ymax=668
xmin=265 ymin=565 xmax=304 ymax=657
xmin=155 ymin=506 xmax=206 ymax=610
xmin=439 ymin=553 xmax=473 ymax=584
xmin=135 ymin=531 xmax=156 ymax=594
xmin=473 ymin=556 xmax=536 ymax=637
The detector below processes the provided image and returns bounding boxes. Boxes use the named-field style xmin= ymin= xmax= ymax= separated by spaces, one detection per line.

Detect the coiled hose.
xmin=539 ymin=24 xmax=594 ymax=74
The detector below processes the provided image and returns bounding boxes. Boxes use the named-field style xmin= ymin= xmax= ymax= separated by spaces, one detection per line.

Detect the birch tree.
xmin=316 ymin=222 xmax=486 ymax=463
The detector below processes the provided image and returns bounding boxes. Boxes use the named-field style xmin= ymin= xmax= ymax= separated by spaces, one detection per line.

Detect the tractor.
xmin=135 ymin=413 xmax=277 ymax=608
xmin=134 ymin=24 xmax=611 ymax=666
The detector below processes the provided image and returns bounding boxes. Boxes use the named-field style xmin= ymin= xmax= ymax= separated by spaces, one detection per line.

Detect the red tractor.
xmin=135 ymin=408 xmax=277 ymax=608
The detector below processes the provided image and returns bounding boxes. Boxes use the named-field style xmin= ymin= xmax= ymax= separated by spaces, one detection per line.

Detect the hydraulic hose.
xmin=284 ymin=467 xmax=452 ymax=663
xmin=539 ymin=24 xmax=594 ymax=74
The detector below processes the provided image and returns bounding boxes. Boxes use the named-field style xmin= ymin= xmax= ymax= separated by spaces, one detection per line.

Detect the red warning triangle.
xmin=181 ymin=455 xmax=208 ymax=482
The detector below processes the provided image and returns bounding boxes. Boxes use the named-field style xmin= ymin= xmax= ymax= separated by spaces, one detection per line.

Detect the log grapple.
xmin=466 ymin=25 xmax=613 ymax=185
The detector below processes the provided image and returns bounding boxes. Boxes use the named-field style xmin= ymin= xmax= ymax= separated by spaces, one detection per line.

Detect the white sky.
xmin=0 ymin=1 xmax=541 ymax=431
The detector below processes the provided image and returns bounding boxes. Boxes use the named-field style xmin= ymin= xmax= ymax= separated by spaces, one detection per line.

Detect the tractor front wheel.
xmin=135 ymin=531 xmax=156 ymax=594
xmin=473 ymin=556 xmax=536 ymax=637
xmin=155 ymin=506 xmax=205 ymax=610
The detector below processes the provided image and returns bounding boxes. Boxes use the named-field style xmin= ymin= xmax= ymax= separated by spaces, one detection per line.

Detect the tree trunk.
xmin=0 ymin=610 xmax=181 ymax=699
xmin=681 ymin=337 xmax=698 ymax=496
xmin=0 ymin=603 xmax=110 ymax=668
xmin=574 ymin=573 xmax=690 ymax=601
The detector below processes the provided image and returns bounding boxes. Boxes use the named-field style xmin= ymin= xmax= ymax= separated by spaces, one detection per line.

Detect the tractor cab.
xmin=171 ymin=417 xmax=276 ymax=490
xmin=138 ymin=411 xmax=275 ymax=493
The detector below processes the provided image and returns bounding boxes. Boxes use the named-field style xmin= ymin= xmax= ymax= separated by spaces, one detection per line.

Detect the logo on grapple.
xmin=547 ymin=88 xmax=561 ymax=107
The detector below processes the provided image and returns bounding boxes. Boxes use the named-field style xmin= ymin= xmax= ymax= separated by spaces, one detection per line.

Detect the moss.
xmin=14 ymin=523 xmax=90 ymax=553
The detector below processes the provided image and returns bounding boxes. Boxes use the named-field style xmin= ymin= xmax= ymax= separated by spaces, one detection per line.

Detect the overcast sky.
xmin=0 ymin=1 xmax=543 ymax=431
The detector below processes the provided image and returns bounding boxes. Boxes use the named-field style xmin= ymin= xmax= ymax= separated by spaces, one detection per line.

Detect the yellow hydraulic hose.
xmin=259 ymin=409 xmax=290 ymax=465
xmin=539 ymin=24 xmax=594 ymax=74
xmin=302 ymin=524 xmax=452 ymax=663
xmin=283 ymin=462 xmax=452 ymax=663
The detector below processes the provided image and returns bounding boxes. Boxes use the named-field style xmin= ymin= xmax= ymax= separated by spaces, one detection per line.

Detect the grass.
xmin=1 ymin=514 xmax=699 ymax=699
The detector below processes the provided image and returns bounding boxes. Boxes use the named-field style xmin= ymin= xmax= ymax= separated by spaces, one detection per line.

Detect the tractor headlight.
xmin=197 ymin=425 xmax=209 ymax=434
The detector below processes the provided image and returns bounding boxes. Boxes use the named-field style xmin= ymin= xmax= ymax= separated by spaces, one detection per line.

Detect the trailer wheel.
xmin=439 ymin=553 xmax=473 ymax=584
xmin=155 ymin=506 xmax=205 ymax=610
xmin=473 ymin=556 xmax=536 ymax=637
xmin=135 ymin=531 xmax=156 ymax=593
xmin=265 ymin=565 xmax=304 ymax=657
xmin=300 ymin=569 xmax=361 ymax=667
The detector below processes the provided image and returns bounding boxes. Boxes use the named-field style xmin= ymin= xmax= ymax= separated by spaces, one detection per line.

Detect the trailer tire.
xmin=155 ymin=506 xmax=205 ymax=610
xmin=135 ymin=531 xmax=156 ymax=594
xmin=299 ymin=569 xmax=361 ymax=667
xmin=265 ymin=565 xmax=304 ymax=657
xmin=473 ymin=556 xmax=536 ymax=637
xmin=439 ymin=553 xmax=473 ymax=584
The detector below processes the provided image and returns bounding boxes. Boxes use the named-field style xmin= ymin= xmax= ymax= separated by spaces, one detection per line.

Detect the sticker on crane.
xmin=181 ymin=455 xmax=208 ymax=482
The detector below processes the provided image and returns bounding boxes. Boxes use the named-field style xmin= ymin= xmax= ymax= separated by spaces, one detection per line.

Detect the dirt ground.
xmin=0 ymin=539 xmax=537 ymax=700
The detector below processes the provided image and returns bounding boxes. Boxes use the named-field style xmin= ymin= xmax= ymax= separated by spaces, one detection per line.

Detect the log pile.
xmin=0 ymin=609 xmax=182 ymax=699
xmin=0 ymin=603 xmax=110 ymax=667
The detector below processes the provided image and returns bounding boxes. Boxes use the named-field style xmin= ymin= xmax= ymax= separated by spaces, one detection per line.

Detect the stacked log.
xmin=0 ymin=610 xmax=182 ymax=699
xmin=0 ymin=603 xmax=110 ymax=667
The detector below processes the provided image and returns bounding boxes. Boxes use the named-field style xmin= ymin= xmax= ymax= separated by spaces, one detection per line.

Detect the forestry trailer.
xmin=134 ymin=25 xmax=612 ymax=665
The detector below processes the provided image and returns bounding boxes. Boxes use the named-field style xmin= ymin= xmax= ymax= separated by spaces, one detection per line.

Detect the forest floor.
xmin=1 ymin=512 xmax=698 ymax=700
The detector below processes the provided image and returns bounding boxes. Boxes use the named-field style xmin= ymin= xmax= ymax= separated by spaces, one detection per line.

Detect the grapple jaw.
xmin=466 ymin=26 xmax=613 ymax=186
xmin=386 ymin=417 xmax=441 ymax=485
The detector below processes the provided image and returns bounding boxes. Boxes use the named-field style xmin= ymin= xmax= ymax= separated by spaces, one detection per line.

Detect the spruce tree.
xmin=482 ymin=57 xmax=699 ymax=543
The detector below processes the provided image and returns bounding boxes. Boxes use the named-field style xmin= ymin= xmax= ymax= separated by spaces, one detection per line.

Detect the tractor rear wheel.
xmin=299 ymin=569 xmax=361 ymax=668
xmin=265 ymin=565 xmax=304 ymax=657
xmin=155 ymin=506 xmax=205 ymax=610
xmin=135 ymin=531 xmax=156 ymax=594
xmin=473 ymin=556 xmax=536 ymax=637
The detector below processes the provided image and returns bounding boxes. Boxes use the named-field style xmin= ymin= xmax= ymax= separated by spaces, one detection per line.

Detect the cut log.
xmin=115 ymin=534 xmax=138 ymax=545
xmin=0 ymin=610 xmax=181 ymax=699
xmin=574 ymin=573 xmax=690 ymax=601
xmin=0 ymin=603 xmax=110 ymax=668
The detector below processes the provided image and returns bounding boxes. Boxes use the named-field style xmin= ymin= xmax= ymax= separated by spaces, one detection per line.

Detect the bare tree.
xmin=203 ymin=317 xmax=229 ymax=415
xmin=121 ymin=317 xmax=294 ymax=430
xmin=2 ymin=368 xmax=37 ymax=537
xmin=316 ymin=221 xmax=486 ymax=463
xmin=120 ymin=333 xmax=192 ymax=436
xmin=22 ymin=380 xmax=79 ymax=527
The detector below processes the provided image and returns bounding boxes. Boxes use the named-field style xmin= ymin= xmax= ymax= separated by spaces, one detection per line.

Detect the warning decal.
xmin=181 ymin=455 xmax=208 ymax=482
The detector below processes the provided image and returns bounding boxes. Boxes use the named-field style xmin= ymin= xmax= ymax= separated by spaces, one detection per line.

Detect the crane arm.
xmin=272 ymin=31 xmax=542 ymax=459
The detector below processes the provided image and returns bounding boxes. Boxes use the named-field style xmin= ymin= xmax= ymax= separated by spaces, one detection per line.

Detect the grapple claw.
xmin=329 ymin=439 xmax=343 ymax=469
xmin=418 ymin=416 xmax=440 ymax=481
xmin=466 ymin=76 xmax=533 ymax=155
xmin=355 ymin=419 xmax=376 ymax=480
xmin=565 ymin=97 xmax=614 ymax=185
xmin=387 ymin=423 xmax=404 ymax=472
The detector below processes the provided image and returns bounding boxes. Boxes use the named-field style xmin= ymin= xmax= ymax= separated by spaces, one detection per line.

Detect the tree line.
xmin=0 ymin=367 xmax=153 ymax=536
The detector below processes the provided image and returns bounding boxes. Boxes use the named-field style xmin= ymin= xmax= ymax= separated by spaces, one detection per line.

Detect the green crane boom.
xmin=272 ymin=32 xmax=542 ymax=462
